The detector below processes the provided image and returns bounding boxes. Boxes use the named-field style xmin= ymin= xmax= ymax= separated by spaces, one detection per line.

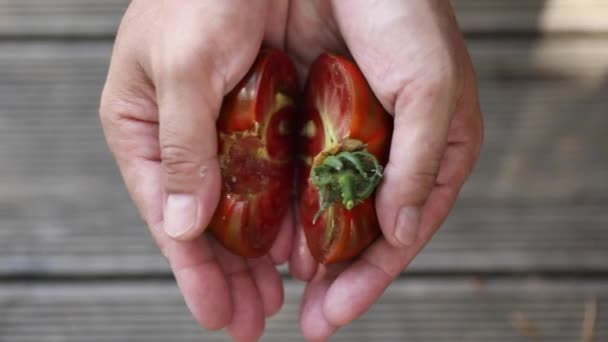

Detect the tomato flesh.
xmin=299 ymin=53 xmax=393 ymax=263
xmin=210 ymin=49 xmax=298 ymax=257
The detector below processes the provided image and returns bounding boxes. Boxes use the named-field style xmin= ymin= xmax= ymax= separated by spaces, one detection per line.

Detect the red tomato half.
xmin=210 ymin=49 xmax=298 ymax=257
xmin=299 ymin=53 xmax=393 ymax=263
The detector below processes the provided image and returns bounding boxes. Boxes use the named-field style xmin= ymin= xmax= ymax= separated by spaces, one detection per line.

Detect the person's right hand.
xmin=99 ymin=1 xmax=293 ymax=341
xmin=285 ymin=1 xmax=483 ymax=340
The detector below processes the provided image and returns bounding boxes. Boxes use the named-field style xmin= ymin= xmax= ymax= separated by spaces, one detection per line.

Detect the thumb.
xmin=149 ymin=2 xmax=268 ymax=242
xmin=376 ymin=82 xmax=455 ymax=247
xmin=155 ymin=55 xmax=226 ymax=241
xmin=155 ymin=31 xmax=267 ymax=241
xmin=329 ymin=0 xmax=466 ymax=249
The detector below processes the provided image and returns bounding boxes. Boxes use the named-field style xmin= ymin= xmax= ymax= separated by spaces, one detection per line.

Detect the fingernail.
xmin=394 ymin=206 xmax=421 ymax=246
xmin=164 ymin=194 xmax=198 ymax=239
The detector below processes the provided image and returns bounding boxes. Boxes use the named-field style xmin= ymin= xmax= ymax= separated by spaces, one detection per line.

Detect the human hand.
xmin=99 ymin=1 xmax=293 ymax=340
xmin=286 ymin=1 xmax=483 ymax=340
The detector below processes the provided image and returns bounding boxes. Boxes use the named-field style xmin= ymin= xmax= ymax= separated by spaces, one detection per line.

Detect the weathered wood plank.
xmin=1 ymin=38 xmax=608 ymax=275
xmin=453 ymin=0 xmax=608 ymax=34
xmin=0 ymin=0 xmax=128 ymax=36
xmin=1 ymin=39 xmax=607 ymax=201
xmin=0 ymin=0 xmax=608 ymax=37
xmin=3 ymin=203 xmax=608 ymax=274
xmin=0 ymin=279 xmax=606 ymax=341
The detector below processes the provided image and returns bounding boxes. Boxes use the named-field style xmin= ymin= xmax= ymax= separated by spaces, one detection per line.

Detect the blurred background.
xmin=1 ymin=0 xmax=607 ymax=341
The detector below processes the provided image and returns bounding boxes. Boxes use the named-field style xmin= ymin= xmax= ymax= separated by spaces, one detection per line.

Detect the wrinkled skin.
xmin=100 ymin=2 xmax=293 ymax=341
xmin=99 ymin=1 xmax=483 ymax=341
xmin=287 ymin=2 xmax=482 ymax=341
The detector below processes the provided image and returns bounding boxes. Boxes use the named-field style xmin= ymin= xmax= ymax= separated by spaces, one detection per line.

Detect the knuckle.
xmin=385 ymin=161 xmax=437 ymax=205
xmin=406 ymin=170 xmax=438 ymax=195
xmin=418 ymin=74 xmax=455 ymax=100
xmin=160 ymin=144 xmax=201 ymax=177
xmin=98 ymin=96 xmax=129 ymax=142
xmin=411 ymin=53 xmax=463 ymax=101
xmin=158 ymin=29 xmax=221 ymax=81
xmin=99 ymin=90 xmax=156 ymax=134
xmin=99 ymin=86 xmax=120 ymax=125
xmin=162 ymin=49 xmax=207 ymax=81
xmin=98 ymin=102 xmax=114 ymax=130
xmin=159 ymin=45 xmax=228 ymax=92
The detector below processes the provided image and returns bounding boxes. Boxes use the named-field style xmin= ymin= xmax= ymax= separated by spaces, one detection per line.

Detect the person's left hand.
xmin=285 ymin=1 xmax=484 ymax=340
xmin=99 ymin=1 xmax=294 ymax=340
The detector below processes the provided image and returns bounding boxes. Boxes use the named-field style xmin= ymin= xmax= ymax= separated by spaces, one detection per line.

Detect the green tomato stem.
xmin=338 ymin=171 xmax=356 ymax=210
xmin=311 ymin=148 xmax=383 ymax=223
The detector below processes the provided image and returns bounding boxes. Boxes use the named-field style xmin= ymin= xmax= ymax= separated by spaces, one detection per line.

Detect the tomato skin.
xmin=299 ymin=53 xmax=393 ymax=263
xmin=210 ymin=49 xmax=298 ymax=257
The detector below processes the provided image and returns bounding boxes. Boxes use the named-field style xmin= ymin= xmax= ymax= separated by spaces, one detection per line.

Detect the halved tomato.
xmin=299 ymin=53 xmax=393 ymax=263
xmin=210 ymin=48 xmax=298 ymax=257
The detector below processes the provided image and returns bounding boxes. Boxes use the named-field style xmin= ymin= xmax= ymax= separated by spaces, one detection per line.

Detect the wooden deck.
xmin=1 ymin=1 xmax=607 ymax=341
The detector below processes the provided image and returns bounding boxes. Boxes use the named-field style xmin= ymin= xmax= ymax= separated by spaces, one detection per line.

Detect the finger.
xmin=434 ymin=75 xmax=484 ymax=203
xmin=164 ymin=237 xmax=232 ymax=330
xmin=322 ymin=189 xmax=457 ymax=326
xmin=101 ymin=1 xmax=272 ymax=337
xmin=322 ymin=118 xmax=482 ymax=326
xmin=99 ymin=11 xmax=163 ymax=235
xmin=415 ymin=99 xmax=483 ymax=242
xmin=322 ymin=238 xmax=408 ymax=327
xmin=330 ymin=0 xmax=463 ymax=247
xmin=248 ymin=256 xmax=284 ymax=318
xmin=263 ymin=0 xmax=289 ymax=49
xmin=154 ymin=50 xmax=225 ymax=241
xmin=150 ymin=1 xmax=269 ymax=242
xmin=140 ymin=175 xmax=234 ymax=331
xmin=300 ymin=267 xmax=338 ymax=342
xmin=377 ymin=63 xmax=482 ymax=247
xmin=99 ymin=10 xmax=232 ymax=330
xmin=212 ymin=240 xmax=265 ymax=342
xmin=285 ymin=0 xmax=347 ymax=81
xmin=289 ymin=222 xmax=318 ymax=281
xmin=375 ymin=88 xmax=453 ymax=247
xmin=269 ymin=206 xmax=296 ymax=265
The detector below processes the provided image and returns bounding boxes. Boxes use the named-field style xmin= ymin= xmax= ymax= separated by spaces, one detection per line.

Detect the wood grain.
xmin=0 ymin=0 xmax=128 ymax=36
xmin=1 ymin=4 xmax=606 ymax=341
xmin=0 ymin=38 xmax=607 ymax=275
xmin=0 ymin=279 xmax=605 ymax=341
xmin=453 ymin=0 xmax=608 ymax=34
xmin=0 ymin=0 xmax=607 ymax=37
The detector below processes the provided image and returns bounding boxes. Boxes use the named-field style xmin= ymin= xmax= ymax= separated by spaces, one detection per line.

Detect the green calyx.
xmin=311 ymin=148 xmax=383 ymax=223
